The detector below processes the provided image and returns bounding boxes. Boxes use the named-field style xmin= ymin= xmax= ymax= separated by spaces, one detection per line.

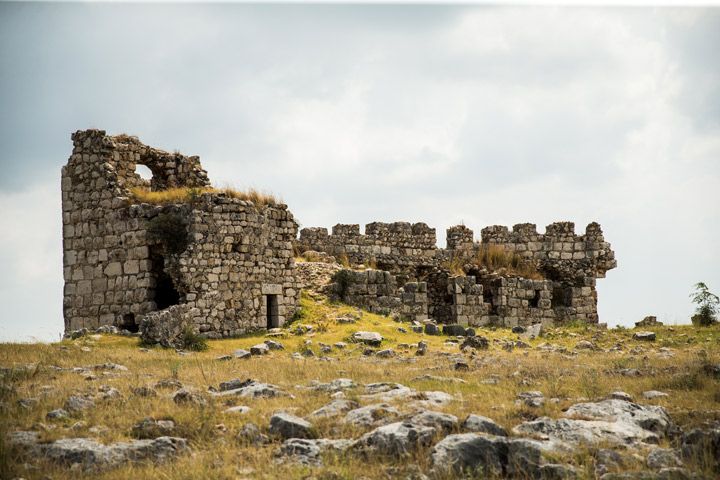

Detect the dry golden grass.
xmin=442 ymin=244 xmax=542 ymax=279
xmin=1 ymin=295 xmax=719 ymax=479
xmin=129 ymin=186 xmax=279 ymax=207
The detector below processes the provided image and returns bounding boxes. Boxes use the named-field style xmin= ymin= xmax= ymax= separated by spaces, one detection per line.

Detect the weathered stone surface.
xmin=344 ymin=403 xmax=401 ymax=428
xmin=517 ymin=391 xmax=545 ymax=408
xmin=269 ymin=412 xmax=316 ymax=440
xmin=409 ymin=410 xmax=459 ymax=433
xmin=646 ymin=448 xmax=683 ymax=469
xmin=233 ymin=349 xmax=251 ymax=359
xmin=424 ymin=323 xmax=440 ymax=335
xmin=462 ymin=414 xmax=508 ymax=436
xmin=131 ymin=418 xmax=176 ymax=439
xmin=352 ymin=331 xmax=383 ymax=346
xmin=443 ymin=324 xmax=468 ymax=336
xmin=277 ymin=438 xmax=354 ymax=466
xmin=636 ymin=316 xmax=662 ymax=328
xmin=430 ymin=433 xmax=507 ymax=476
xmin=309 ymin=378 xmax=356 ymax=392
xmin=65 ymin=395 xmax=95 ymax=413
xmin=47 ymin=408 xmax=70 ymax=420
xmin=514 ymin=417 xmax=660 ymax=447
xmin=250 ymin=343 xmax=270 ymax=355
xmin=309 ymin=399 xmax=360 ymax=419
xmin=564 ymin=399 xmax=673 ymax=435
xmin=461 ymin=335 xmax=489 ymax=350
xmin=264 ymin=340 xmax=284 ymax=350
xmin=609 ymin=391 xmax=634 ymax=402
xmin=27 ymin=436 xmax=188 ymax=470
xmin=633 ymin=331 xmax=656 ymax=341
xmin=212 ymin=380 xmax=289 ymax=399
xmin=223 ymin=405 xmax=250 ymax=415
xmin=237 ymin=423 xmax=270 ymax=446
xmin=355 ymin=421 xmax=435 ymax=456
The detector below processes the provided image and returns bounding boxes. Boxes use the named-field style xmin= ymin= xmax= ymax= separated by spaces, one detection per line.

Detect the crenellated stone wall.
xmin=297 ymin=222 xmax=437 ymax=272
xmin=62 ymin=129 xmax=299 ymax=339
xmin=301 ymin=219 xmax=616 ymax=327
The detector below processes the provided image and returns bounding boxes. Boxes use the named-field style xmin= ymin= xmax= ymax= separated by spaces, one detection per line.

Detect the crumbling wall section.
xmin=477 ymin=276 xmax=556 ymax=328
xmin=331 ymin=269 xmax=428 ymax=320
xmin=297 ymin=222 xmax=437 ymax=272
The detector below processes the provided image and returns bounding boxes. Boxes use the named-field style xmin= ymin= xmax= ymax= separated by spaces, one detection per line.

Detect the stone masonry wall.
xmin=331 ymin=269 xmax=428 ymax=321
xmin=62 ymin=129 xmax=299 ymax=338
xmin=297 ymin=222 xmax=437 ymax=273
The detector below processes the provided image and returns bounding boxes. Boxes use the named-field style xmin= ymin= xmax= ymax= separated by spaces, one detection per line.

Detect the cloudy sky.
xmin=1 ymin=4 xmax=719 ymax=341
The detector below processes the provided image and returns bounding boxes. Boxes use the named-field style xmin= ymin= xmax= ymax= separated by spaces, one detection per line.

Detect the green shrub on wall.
xmin=147 ymin=212 xmax=188 ymax=254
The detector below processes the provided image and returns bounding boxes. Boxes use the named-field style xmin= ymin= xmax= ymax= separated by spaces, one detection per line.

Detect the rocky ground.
xmin=1 ymin=293 xmax=719 ymax=479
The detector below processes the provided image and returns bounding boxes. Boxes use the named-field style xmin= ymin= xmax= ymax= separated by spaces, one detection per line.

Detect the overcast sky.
xmin=1 ymin=4 xmax=719 ymax=342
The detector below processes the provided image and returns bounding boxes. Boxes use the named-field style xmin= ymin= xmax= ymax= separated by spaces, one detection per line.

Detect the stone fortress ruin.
xmin=62 ymin=129 xmax=616 ymax=340
xmin=61 ymin=130 xmax=299 ymax=341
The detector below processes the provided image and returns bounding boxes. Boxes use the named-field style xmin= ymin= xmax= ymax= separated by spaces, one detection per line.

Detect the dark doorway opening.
xmin=266 ymin=294 xmax=279 ymax=329
xmin=551 ymin=285 xmax=573 ymax=308
xmin=530 ymin=290 xmax=541 ymax=308
xmin=150 ymin=246 xmax=180 ymax=310
xmin=120 ymin=313 xmax=139 ymax=333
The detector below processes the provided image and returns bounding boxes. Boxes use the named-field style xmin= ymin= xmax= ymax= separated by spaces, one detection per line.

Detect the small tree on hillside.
xmin=690 ymin=282 xmax=719 ymax=326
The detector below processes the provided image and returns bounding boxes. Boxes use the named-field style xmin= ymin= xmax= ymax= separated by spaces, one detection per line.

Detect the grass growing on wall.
xmin=442 ymin=244 xmax=543 ymax=279
xmin=130 ymin=186 xmax=279 ymax=207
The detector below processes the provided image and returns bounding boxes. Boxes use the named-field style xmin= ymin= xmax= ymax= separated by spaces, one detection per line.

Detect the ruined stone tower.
xmin=61 ymin=130 xmax=299 ymax=339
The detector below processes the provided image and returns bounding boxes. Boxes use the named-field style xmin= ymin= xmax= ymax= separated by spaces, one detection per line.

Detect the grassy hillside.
xmin=1 ymin=294 xmax=718 ymax=479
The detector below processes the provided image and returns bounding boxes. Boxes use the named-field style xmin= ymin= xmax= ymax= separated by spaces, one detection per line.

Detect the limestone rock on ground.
xmin=680 ymin=428 xmax=720 ymax=472
xmin=344 ymin=403 xmax=401 ymax=428
xmin=250 ymin=343 xmax=270 ymax=355
xmin=514 ymin=399 xmax=674 ymax=448
xmin=212 ymin=380 xmax=290 ymax=399
xmin=352 ymin=331 xmax=383 ymax=346
xmin=354 ymin=421 xmax=436 ymax=457
xmin=269 ymin=412 xmax=317 ymax=440
xmin=12 ymin=435 xmax=188 ymax=471
xmin=64 ymin=395 xmax=95 ymax=413
xmin=309 ymin=378 xmax=356 ymax=392
xmin=309 ymin=399 xmax=360 ymax=419
xmin=461 ymin=335 xmax=490 ymax=350
xmin=646 ymin=448 xmax=683 ymax=469
xmin=633 ymin=331 xmax=657 ymax=341
xmin=409 ymin=410 xmax=459 ymax=433
xmin=237 ymin=423 xmax=270 ymax=446
xmin=131 ymin=418 xmax=177 ymax=439
xmin=462 ymin=414 xmax=508 ymax=436
xmin=642 ymin=390 xmax=669 ymax=400
xmin=277 ymin=438 xmax=355 ymax=466
xmin=223 ymin=405 xmax=251 ymax=415
xmin=233 ymin=349 xmax=251 ymax=359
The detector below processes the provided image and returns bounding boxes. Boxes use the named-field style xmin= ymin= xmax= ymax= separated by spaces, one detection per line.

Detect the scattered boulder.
xmin=264 ymin=340 xmax=284 ymax=350
xmin=250 ymin=343 xmax=270 ymax=355
xmin=172 ymin=389 xmax=206 ymax=406
xmin=64 ymin=395 xmax=95 ymax=413
xmin=461 ymin=335 xmax=489 ymax=350
xmin=212 ymin=380 xmax=289 ymax=399
xmin=575 ymin=340 xmax=596 ymax=350
xmin=26 ymin=436 xmax=188 ymax=471
xmin=344 ymin=403 xmax=401 ymax=428
xmin=46 ymin=409 xmax=70 ymax=420
xmin=277 ymin=438 xmax=354 ymax=466
xmin=219 ymin=378 xmax=252 ymax=392
xmin=409 ymin=410 xmax=459 ymax=433
xmin=131 ymin=386 xmax=157 ymax=397
xmin=522 ymin=323 xmax=543 ymax=339
xmin=309 ymin=399 xmax=360 ymax=419
xmin=430 ymin=433 xmax=507 ymax=476
xmin=309 ymin=378 xmax=356 ymax=392
xmin=352 ymin=331 xmax=383 ymax=346
xmin=416 ymin=341 xmax=428 ymax=356
xmin=131 ymin=418 xmax=177 ymax=439
xmin=237 ymin=423 xmax=270 ymax=446
xmin=633 ymin=331 xmax=656 ymax=342
xmin=376 ymin=349 xmax=394 ymax=358
xmin=517 ymin=391 xmax=545 ymax=408
xmin=424 ymin=323 xmax=440 ymax=336
xmin=233 ymin=349 xmax=251 ymax=359
xmin=269 ymin=412 xmax=317 ymax=440
xmin=355 ymin=421 xmax=435 ymax=457
xmin=462 ymin=414 xmax=508 ymax=436
xmin=443 ymin=324 xmax=468 ymax=336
